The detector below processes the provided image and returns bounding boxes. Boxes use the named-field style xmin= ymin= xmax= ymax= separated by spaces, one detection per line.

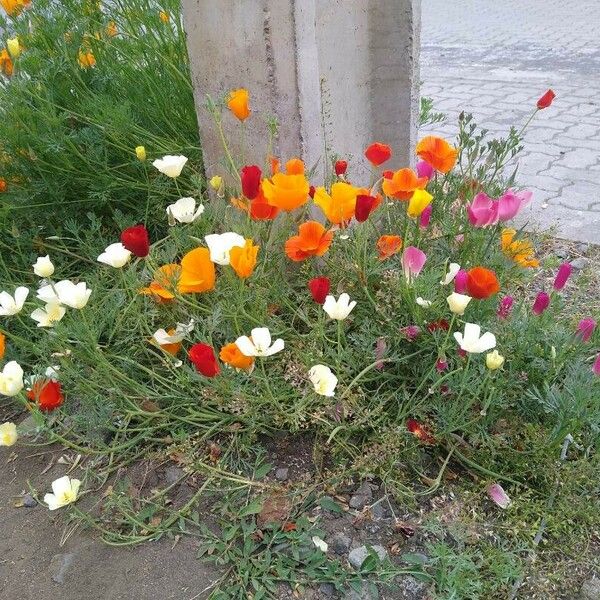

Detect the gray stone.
xmin=396 ymin=575 xmax=430 ymax=600
xmin=329 ymin=532 xmax=351 ymax=555
xmin=275 ymin=467 xmax=289 ymax=481
xmin=571 ymin=257 xmax=588 ymax=271
xmin=22 ymin=494 xmax=37 ymax=508
xmin=577 ymin=243 xmax=590 ymax=254
xmin=49 ymin=553 xmax=75 ymax=584
xmin=348 ymin=545 xmax=388 ymax=570
xmin=581 ymin=578 xmax=600 ymax=600
xmin=343 ymin=582 xmax=377 ymax=600
xmin=370 ymin=503 xmax=388 ymax=520
xmin=318 ymin=582 xmax=336 ymax=597
xmin=164 ymin=466 xmax=184 ymax=486
xmin=349 ymin=482 xmax=373 ymax=510
xmin=555 ymin=246 xmax=569 ymax=259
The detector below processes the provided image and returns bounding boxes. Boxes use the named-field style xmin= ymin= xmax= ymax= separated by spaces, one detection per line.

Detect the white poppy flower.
xmin=0 ymin=361 xmax=24 ymax=397
xmin=152 ymin=154 xmax=188 ymax=178
xmin=38 ymin=281 xmax=92 ymax=309
xmin=152 ymin=319 xmax=195 ymax=345
xmin=0 ymin=422 xmax=18 ymax=447
xmin=308 ymin=365 xmax=338 ymax=397
xmin=323 ymin=293 xmax=356 ymax=320
xmin=45 ymin=365 xmax=61 ymax=379
xmin=446 ymin=292 xmax=472 ymax=316
xmin=33 ymin=256 xmax=55 ymax=278
xmin=31 ymin=301 xmax=67 ymax=328
xmin=440 ymin=262 xmax=461 ymax=285
xmin=97 ymin=243 xmax=132 ymax=268
xmin=416 ymin=297 xmax=432 ymax=308
xmin=204 ymin=232 xmax=245 ymax=265
xmin=0 ymin=286 xmax=29 ymax=316
xmin=44 ymin=476 xmax=81 ymax=511
xmin=454 ymin=323 xmax=496 ymax=354
xmin=166 ymin=197 xmax=205 ymax=225
xmin=312 ymin=536 xmax=328 ymax=552
xmin=235 ymin=327 xmax=284 ymax=357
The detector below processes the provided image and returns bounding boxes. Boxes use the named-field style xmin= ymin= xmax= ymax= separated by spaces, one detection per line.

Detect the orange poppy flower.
xmin=159 ymin=10 xmax=169 ymax=22
xmin=0 ymin=0 xmax=30 ymax=17
xmin=382 ymin=168 xmax=428 ymax=200
xmin=230 ymin=239 xmax=259 ymax=279
xmin=0 ymin=49 xmax=13 ymax=77
xmin=313 ymin=182 xmax=362 ymax=225
xmin=220 ymin=343 xmax=254 ymax=371
xmin=77 ymin=50 xmax=96 ymax=69
xmin=377 ymin=235 xmax=403 ymax=260
xmin=151 ymin=328 xmax=182 ymax=356
xmin=106 ymin=21 xmax=118 ymax=37
xmin=466 ymin=266 xmax=500 ymax=299
xmin=501 ymin=228 xmax=539 ymax=268
xmin=0 ymin=331 xmax=5 ymax=359
xmin=416 ymin=136 xmax=458 ymax=174
xmin=179 ymin=247 xmax=216 ymax=293
xmin=0 ymin=178 xmax=6 ymax=193
xmin=227 ymin=88 xmax=250 ymax=121
xmin=140 ymin=264 xmax=181 ymax=301
xmin=285 ymin=221 xmax=333 ymax=262
xmin=261 ymin=159 xmax=310 ymax=211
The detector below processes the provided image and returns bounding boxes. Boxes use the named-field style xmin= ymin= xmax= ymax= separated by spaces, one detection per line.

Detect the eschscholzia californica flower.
xmin=38 ymin=280 xmax=92 ymax=309
xmin=0 ymin=0 xmax=31 ymax=17
xmin=364 ymin=142 xmax=392 ymax=166
xmin=308 ymin=365 xmax=338 ymax=397
xmin=406 ymin=418 xmax=435 ymax=444
xmin=401 ymin=246 xmax=427 ymax=283
xmin=487 ymin=483 xmax=511 ymax=509
xmin=152 ymin=155 xmax=188 ymax=178
xmin=230 ymin=239 xmax=259 ymax=279
xmin=106 ymin=20 xmax=118 ymax=37
xmin=0 ymin=286 xmax=29 ymax=316
xmin=0 ymin=421 xmax=17 ymax=446
xmin=77 ymin=50 xmax=96 ymax=69
xmin=209 ymin=175 xmax=223 ymax=192
xmin=416 ymin=160 xmax=434 ymax=179
xmin=532 ymin=291 xmax=550 ymax=315
xmin=7 ymin=37 xmax=20 ymax=59
xmin=308 ymin=276 xmax=330 ymax=304
xmin=97 ymin=242 xmax=132 ymax=268
xmin=382 ymin=168 xmax=427 ymax=201
xmin=159 ymin=10 xmax=169 ymax=22
xmin=486 ymin=350 xmax=505 ymax=370
xmin=0 ymin=361 xmax=23 ymax=396
xmin=28 ymin=379 xmax=64 ymax=411
xmin=468 ymin=190 xmax=532 ymax=227
xmin=0 ymin=49 xmax=13 ymax=77
xmin=407 ymin=188 xmax=433 ymax=218
xmin=0 ymin=178 xmax=6 ymax=193
xmin=151 ymin=320 xmax=194 ymax=356
xmin=205 ymin=232 xmax=245 ymax=265
xmin=553 ymin=262 xmax=572 ymax=291
xmin=576 ymin=318 xmax=596 ymax=342
xmin=454 ymin=323 xmax=496 ymax=354
xmin=262 ymin=159 xmax=309 ymax=211
xmin=179 ymin=247 xmax=216 ymax=293
xmin=44 ymin=476 xmax=81 ymax=511
xmin=501 ymin=228 xmax=539 ymax=268
xmin=219 ymin=343 xmax=254 ymax=371
xmin=285 ymin=221 xmax=333 ymax=262
xmin=416 ymin=136 xmax=458 ymax=173
xmin=454 ymin=270 xmax=468 ymax=294
xmin=377 ymin=235 xmax=403 ymax=260
xmin=227 ymin=88 xmax=250 ymax=121
xmin=135 ymin=146 xmax=146 ymax=161
xmin=537 ymin=89 xmax=555 ymax=109
xmin=0 ymin=332 xmax=5 ymax=359
xmin=497 ymin=296 xmax=514 ymax=319
xmin=416 ymin=297 xmax=432 ymax=308
xmin=334 ymin=160 xmax=347 ymax=176
xmin=466 ymin=267 xmax=500 ymax=300
xmin=323 ymin=293 xmax=356 ymax=320
xmin=313 ymin=182 xmax=361 ymax=225
xmin=167 ymin=197 xmax=205 ymax=225
xmin=121 ymin=224 xmax=150 ymax=258
xmin=188 ymin=343 xmax=220 ymax=377
xmin=140 ymin=264 xmax=181 ymax=301
xmin=440 ymin=263 xmax=461 ymax=286
xmin=240 ymin=165 xmax=262 ymax=199
xmin=419 ymin=204 xmax=432 ymax=229
xmin=447 ymin=292 xmax=472 ymax=316
xmin=247 ymin=188 xmax=280 ymax=220
xmin=593 ymin=354 xmax=600 ymax=376
xmin=235 ymin=327 xmax=284 ymax=358
xmin=355 ymin=194 xmax=381 ymax=223
xmin=33 ymin=255 xmax=54 ymax=278
xmin=31 ymin=301 xmax=66 ymax=328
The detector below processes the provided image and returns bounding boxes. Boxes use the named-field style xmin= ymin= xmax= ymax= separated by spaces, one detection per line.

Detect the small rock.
xmin=571 ymin=257 xmax=588 ymax=271
xmin=370 ymin=503 xmax=387 ymax=520
xmin=275 ymin=467 xmax=289 ymax=481
xmin=576 ymin=243 xmax=590 ymax=254
xmin=581 ymin=577 xmax=600 ymax=600
xmin=343 ymin=582 xmax=377 ymax=600
xmin=349 ymin=482 xmax=373 ymax=510
xmin=348 ymin=544 xmax=387 ymax=569
xmin=329 ymin=532 xmax=351 ymax=555
xmin=318 ymin=582 xmax=336 ymax=597
xmin=164 ymin=465 xmax=184 ymax=486
xmin=49 ymin=553 xmax=75 ymax=584
xmin=555 ymin=246 xmax=569 ymax=259
xmin=22 ymin=493 xmax=37 ymax=508
xmin=396 ymin=575 xmax=430 ymax=600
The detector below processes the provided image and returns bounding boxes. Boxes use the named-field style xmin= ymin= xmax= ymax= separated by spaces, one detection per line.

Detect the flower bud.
xmin=135 ymin=146 xmax=146 ymax=161
xmin=485 ymin=350 xmax=505 ymax=370
xmin=7 ymin=38 xmax=20 ymax=59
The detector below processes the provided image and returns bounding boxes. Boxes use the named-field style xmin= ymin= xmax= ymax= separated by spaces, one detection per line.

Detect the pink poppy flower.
xmin=487 ymin=483 xmax=511 ymax=509
xmin=401 ymin=246 xmax=427 ymax=282
xmin=419 ymin=204 xmax=432 ymax=229
xmin=416 ymin=160 xmax=434 ymax=179
xmin=467 ymin=193 xmax=499 ymax=227
xmin=497 ymin=189 xmax=532 ymax=221
xmin=454 ymin=269 xmax=468 ymax=294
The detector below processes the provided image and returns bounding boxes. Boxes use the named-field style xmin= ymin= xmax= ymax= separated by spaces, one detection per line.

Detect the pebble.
xmin=164 ymin=465 xmax=184 ymax=486
xmin=349 ymin=482 xmax=373 ymax=510
xmin=370 ymin=503 xmax=387 ymax=520
xmin=581 ymin=578 xmax=600 ymax=600
xmin=555 ymin=246 xmax=569 ymax=259
xmin=329 ymin=532 xmax=351 ymax=555
xmin=396 ymin=575 xmax=430 ymax=600
xmin=343 ymin=582 xmax=377 ymax=600
xmin=22 ymin=494 xmax=37 ymax=508
xmin=275 ymin=467 xmax=289 ymax=481
xmin=348 ymin=544 xmax=387 ymax=569
xmin=576 ymin=243 xmax=590 ymax=254
xmin=49 ymin=553 xmax=75 ymax=584
xmin=571 ymin=257 xmax=588 ymax=271
xmin=318 ymin=582 xmax=336 ymax=597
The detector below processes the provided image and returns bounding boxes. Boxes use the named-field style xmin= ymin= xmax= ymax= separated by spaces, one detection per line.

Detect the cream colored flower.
xmin=486 ymin=350 xmax=505 ymax=370
xmin=308 ymin=365 xmax=338 ymax=397
xmin=44 ymin=476 xmax=81 ymax=511
xmin=97 ymin=243 xmax=132 ymax=268
xmin=416 ymin=297 xmax=432 ymax=308
xmin=152 ymin=320 xmax=195 ymax=345
xmin=31 ymin=301 xmax=66 ymax=328
xmin=38 ymin=280 xmax=92 ymax=309
xmin=323 ymin=293 xmax=356 ymax=320
xmin=0 ymin=286 xmax=29 ymax=316
xmin=0 ymin=361 xmax=24 ymax=397
xmin=453 ymin=323 xmax=496 ymax=354
xmin=440 ymin=262 xmax=461 ymax=285
xmin=0 ymin=422 xmax=18 ymax=447
xmin=235 ymin=327 xmax=284 ymax=358
xmin=446 ymin=292 xmax=472 ymax=316
xmin=152 ymin=154 xmax=188 ymax=178
xmin=205 ymin=232 xmax=245 ymax=265
xmin=166 ymin=197 xmax=205 ymax=225
xmin=33 ymin=255 xmax=55 ymax=278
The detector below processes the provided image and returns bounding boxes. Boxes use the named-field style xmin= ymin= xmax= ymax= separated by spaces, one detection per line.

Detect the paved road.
xmin=420 ymin=0 xmax=600 ymax=243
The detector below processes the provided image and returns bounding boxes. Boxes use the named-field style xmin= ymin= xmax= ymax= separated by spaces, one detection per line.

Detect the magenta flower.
xmin=419 ymin=204 xmax=433 ymax=229
xmin=401 ymin=325 xmax=421 ymax=341
xmin=576 ymin=318 xmax=596 ymax=342
xmin=454 ymin=269 xmax=468 ymax=294
xmin=401 ymin=246 xmax=427 ymax=283
xmin=467 ymin=193 xmax=499 ymax=227
xmin=435 ymin=357 xmax=449 ymax=372
xmin=487 ymin=483 xmax=511 ymax=509
xmin=416 ymin=160 xmax=434 ymax=179
xmin=497 ymin=189 xmax=532 ymax=221
xmin=532 ymin=291 xmax=550 ymax=315
xmin=593 ymin=354 xmax=600 ymax=376
xmin=553 ymin=262 xmax=572 ymax=291
xmin=497 ymin=296 xmax=514 ymax=320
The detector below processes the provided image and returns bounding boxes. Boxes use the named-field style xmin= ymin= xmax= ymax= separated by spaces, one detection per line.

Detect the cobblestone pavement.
xmin=420 ymin=0 xmax=600 ymax=243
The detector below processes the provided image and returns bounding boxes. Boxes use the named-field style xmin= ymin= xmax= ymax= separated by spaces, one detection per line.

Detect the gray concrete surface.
xmin=420 ymin=0 xmax=600 ymax=243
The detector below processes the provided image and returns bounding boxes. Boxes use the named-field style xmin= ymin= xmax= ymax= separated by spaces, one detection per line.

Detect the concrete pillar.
xmin=182 ymin=0 xmax=420 ymax=182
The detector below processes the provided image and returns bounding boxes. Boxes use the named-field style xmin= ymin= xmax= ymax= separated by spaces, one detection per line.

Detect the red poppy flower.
xmin=334 ymin=160 xmax=347 ymax=176
xmin=188 ymin=343 xmax=220 ymax=377
xmin=536 ymin=89 xmax=555 ymax=109
xmin=240 ymin=165 xmax=262 ymax=200
xmin=406 ymin=418 xmax=435 ymax=444
xmin=121 ymin=224 xmax=150 ymax=257
xmin=427 ymin=319 xmax=449 ymax=333
xmin=466 ymin=266 xmax=500 ymax=300
xmin=382 ymin=170 xmax=394 ymax=180
xmin=27 ymin=380 xmax=64 ymax=412
xmin=364 ymin=142 xmax=392 ymax=166
xmin=308 ymin=276 xmax=330 ymax=304
xmin=355 ymin=194 xmax=380 ymax=223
